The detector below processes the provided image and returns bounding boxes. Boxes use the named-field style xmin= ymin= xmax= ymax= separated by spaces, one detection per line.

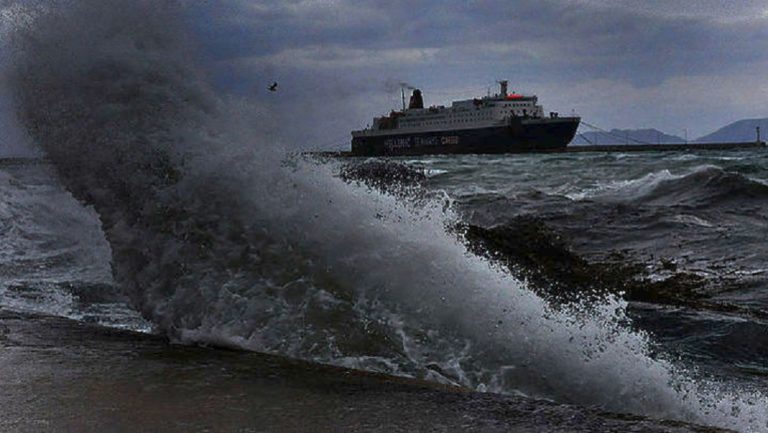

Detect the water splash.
xmin=5 ymin=1 xmax=767 ymax=431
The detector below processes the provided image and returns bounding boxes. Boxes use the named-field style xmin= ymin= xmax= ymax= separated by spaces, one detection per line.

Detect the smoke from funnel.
xmin=383 ymin=79 xmax=415 ymax=93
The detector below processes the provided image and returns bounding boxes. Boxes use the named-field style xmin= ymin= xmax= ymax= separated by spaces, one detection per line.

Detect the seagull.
xmin=268 ymin=82 xmax=278 ymax=92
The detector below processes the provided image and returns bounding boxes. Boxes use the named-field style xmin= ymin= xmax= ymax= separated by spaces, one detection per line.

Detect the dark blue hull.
xmin=351 ymin=117 xmax=580 ymax=156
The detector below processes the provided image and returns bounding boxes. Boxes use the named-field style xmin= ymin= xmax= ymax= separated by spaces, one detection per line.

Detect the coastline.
xmin=0 ymin=308 xmax=731 ymax=432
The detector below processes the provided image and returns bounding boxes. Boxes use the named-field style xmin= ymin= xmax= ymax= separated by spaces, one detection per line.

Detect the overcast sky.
xmin=190 ymin=0 xmax=768 ymax=149
xmin=2 ymin=1 xmax=767 ymax=154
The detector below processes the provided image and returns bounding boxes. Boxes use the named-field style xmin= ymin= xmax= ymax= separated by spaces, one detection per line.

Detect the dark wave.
xmin=7 ymin=0 xmax=500 ymax=379
xmin=633 ymin=166 xmax=768 ymax=208
xmin=11 ymin=0 xmax=223 ymax=333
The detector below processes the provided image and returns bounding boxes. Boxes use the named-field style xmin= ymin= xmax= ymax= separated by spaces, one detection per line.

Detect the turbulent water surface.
xmin=0 ymin=1 xmax=767 ymax=432
xmin=413 ymin=151 xmax=768 ymax=383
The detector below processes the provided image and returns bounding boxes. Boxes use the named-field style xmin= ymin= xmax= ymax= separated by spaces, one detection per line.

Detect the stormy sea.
xmin=1 ymin=1 xmax=766 ymax=432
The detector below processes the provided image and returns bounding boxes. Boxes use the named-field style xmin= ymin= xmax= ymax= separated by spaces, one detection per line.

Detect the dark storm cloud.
xmin=201 ymin=1 xmax=768 ymax=83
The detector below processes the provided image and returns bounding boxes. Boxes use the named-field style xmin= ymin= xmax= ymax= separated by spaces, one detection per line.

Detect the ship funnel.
xmin=499 ymin=80 xmax=508 ymax=97
xmin=408 ymin=89 xmax=424 ymax=109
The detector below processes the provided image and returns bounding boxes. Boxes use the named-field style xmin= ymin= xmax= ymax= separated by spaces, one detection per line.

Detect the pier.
xmin=566 ymin=141 xmax=766 ymax=153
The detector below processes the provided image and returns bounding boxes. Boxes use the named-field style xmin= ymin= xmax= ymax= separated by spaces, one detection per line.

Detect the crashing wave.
xmin=4 ymin=1 xmax=767 ymax=430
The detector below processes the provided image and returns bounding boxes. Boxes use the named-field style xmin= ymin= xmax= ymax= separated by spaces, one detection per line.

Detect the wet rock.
xmin=339 ymin=160 xmax=426 ymax=197
xmin=462 ymin=217 xmax=640 ymax=304
xmin=461 ymin=217 xmax=762 ymax=319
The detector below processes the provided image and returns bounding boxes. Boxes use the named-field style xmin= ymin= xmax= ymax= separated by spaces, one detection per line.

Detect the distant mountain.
xmin=571 ymin=128 xmax=685 ymax=145
xmin=695 ymin=118 xmax=768 ymax=143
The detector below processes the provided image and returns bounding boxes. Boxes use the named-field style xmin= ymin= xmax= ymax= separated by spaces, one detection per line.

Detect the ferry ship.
xmin=351 ymin=81 xmax=580 ymax=156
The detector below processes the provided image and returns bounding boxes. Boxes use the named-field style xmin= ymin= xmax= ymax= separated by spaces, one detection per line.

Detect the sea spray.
xmin=4 ymin=1 xmax=767 ymax=430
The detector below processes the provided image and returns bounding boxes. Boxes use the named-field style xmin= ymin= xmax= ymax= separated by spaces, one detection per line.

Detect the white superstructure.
xmin=355 ymin=81 xmax=556 ymax=137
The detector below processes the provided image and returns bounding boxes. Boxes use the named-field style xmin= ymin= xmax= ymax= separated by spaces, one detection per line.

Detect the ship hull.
xmin=351 ymin=117 xmax=580 ymax=156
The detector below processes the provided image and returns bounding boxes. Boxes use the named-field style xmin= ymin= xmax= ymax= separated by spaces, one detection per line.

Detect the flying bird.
xmin=268 ymin=82 xmax=278 ymax=92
